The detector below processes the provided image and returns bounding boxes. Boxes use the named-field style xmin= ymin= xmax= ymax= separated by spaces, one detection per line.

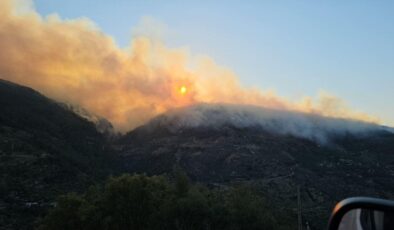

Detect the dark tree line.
xmin=38 ymin=172 xmax=295 ymax=230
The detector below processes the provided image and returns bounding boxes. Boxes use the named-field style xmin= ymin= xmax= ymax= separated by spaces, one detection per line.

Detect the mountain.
xmin=59 ymin=103 xmax=116 ymax=136
xmin=1 ymin=80 xmax=393 ymax=229
xmin=0 ymin=79 xmax=119 ymax=229
xmin=117 ymin=104 xmax=394 ymax=229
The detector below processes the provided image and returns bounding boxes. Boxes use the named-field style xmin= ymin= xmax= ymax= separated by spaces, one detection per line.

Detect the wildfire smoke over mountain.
xmin=0 ymin=0 xmax=378 ymax=131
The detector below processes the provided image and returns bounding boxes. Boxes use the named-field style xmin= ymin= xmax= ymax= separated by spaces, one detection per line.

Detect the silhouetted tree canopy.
xmin=38 ymin=174 xmax=295 ymax=230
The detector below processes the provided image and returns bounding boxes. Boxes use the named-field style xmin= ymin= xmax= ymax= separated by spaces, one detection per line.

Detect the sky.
xmin=33 ymin=0 xmax=394 ymax=125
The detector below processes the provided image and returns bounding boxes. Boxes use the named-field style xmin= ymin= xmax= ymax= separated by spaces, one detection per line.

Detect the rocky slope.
xmin=0 ymin=79 xmax=119 ymax=229
xmin=117 ymin=104 xmax=394 ymax=229
xmin=1 ymin=80 xmax=393 ymax=229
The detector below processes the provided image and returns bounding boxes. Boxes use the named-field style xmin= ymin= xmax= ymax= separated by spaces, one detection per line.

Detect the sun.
xmin=179 ymin=86 xmax=187 ymax=95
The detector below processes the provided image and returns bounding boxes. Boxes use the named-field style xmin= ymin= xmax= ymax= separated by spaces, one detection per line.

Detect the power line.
xmin=298 ymin=185 xmax=302 ymax=230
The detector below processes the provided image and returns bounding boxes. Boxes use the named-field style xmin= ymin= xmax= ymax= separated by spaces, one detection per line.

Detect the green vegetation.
xmin=0 ymin=80 xmax=119 ymax=229
xmin=7 ymin=79 xmax=394 ymax=230
xmin=38 ymin=173 xmax=295 ymax=230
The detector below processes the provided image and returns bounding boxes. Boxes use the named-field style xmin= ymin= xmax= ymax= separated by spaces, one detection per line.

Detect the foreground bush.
xmin=38 ymin=173 xmax=294 ymax=230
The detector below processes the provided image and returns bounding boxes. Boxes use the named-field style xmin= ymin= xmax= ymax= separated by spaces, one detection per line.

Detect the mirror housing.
xmin=328 ymin=197 xmax=394 ymax=230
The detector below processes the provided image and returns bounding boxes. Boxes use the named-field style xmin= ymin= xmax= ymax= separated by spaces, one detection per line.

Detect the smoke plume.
xmin=148 ymin=103 xmax=385 ymax=144
xmin=0 ymin=0 xmax=380 ymax=132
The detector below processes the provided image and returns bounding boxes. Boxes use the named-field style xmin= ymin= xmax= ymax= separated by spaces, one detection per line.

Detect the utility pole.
xmin=298 ymin=186 xmax=302 ymax=230
xmin=306 ymin=221 xmax=311 ymax=230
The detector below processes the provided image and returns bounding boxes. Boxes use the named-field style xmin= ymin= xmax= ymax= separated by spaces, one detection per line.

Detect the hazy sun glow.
xmin=180 ymin=86 xmax=187 ymax=95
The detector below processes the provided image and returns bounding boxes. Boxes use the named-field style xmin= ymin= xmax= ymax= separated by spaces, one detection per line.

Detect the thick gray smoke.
xmin=0 ymin=0 xmax=382 ymax=132
xmin=148 ymin=103 xmax=387 ymax=144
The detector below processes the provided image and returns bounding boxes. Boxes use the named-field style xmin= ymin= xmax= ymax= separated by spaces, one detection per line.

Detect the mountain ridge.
xmin=118 ymin=105 xmax=394 ymax=229
xmin=126 ymin=103 xmax=389 ymax=144
xmin=0 ymin=79 xmax=119 ymax=229
xmin=1 ymin=79 xmax=393 ymax=229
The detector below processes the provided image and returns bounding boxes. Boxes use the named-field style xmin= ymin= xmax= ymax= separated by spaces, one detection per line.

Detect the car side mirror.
xmin=328 ymin=197 xmax=394 ymax=230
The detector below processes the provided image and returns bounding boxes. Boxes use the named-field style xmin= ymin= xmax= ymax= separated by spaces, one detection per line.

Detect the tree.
xmin=173 ymin=167 xmax=190 ymax=197
xmin=38 ymin=174 xmax=296 ymax=230
xmin=38 ymin=193 xmax=93 ymax=230
xmin=226 ymin=186 xmax=276 ymax=230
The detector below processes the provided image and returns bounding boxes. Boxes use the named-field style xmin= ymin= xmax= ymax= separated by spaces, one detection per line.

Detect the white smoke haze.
xmin=0 ymin=0 xmax=384 ymax=133
xmin=148 ymin=103 xmax=386 ymax=144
